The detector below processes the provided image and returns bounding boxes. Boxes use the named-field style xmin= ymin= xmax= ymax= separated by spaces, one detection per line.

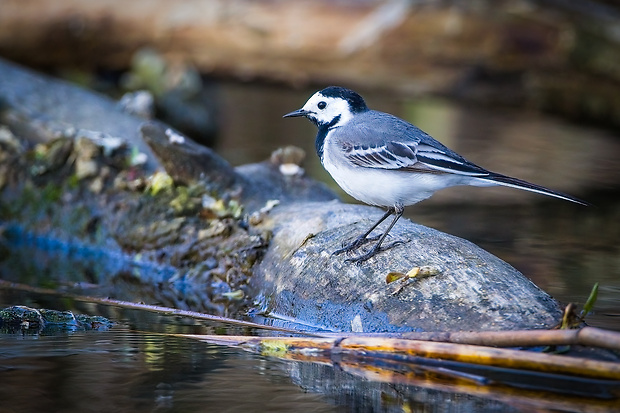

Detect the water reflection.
xmin=1 ymin=308 xmax=618 ymax=412
xmin=0 ymin=328 xmax=336 ymax=412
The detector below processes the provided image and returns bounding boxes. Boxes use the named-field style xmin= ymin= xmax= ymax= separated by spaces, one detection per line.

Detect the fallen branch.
xmin=177 ymin=334 xmax=620 ymax=381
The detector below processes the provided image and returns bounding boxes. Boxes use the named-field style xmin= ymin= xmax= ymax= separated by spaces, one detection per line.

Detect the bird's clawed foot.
xmin=333 ymin=205 xmax=405 ymax=263
xmin=343 ymin=240 xmax=405 ymax=264
xmin=332 ymin=235 xmax=381 ymax=256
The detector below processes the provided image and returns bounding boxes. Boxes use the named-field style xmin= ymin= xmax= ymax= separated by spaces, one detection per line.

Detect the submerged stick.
xmin=398 ymin=328 xmax=620 ymax=351
xmin=178 ymin=334 xmax=620 ymax=380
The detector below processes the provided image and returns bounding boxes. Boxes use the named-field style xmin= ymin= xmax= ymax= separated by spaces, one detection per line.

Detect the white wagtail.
xmin=284 ymin=86 xmax=588 ymax=263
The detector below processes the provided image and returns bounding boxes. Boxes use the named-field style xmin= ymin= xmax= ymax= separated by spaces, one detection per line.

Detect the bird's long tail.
xmin=478 ymin=173 xmax=590 ymax=206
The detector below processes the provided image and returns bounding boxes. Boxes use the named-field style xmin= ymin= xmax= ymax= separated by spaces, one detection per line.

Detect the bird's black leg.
xmin=332 ymin=207 xmax=395 ymax=256
xmin=346 ymin=204 xmax=405 ymax=263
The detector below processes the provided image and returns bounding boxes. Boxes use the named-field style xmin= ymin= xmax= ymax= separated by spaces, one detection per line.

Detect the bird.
xmin=283 ymin=86 xmax=588 ymax=263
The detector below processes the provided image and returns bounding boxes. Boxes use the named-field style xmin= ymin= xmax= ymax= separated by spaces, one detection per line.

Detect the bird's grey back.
xmin=333 ymin=110 xmax=465 ymax=161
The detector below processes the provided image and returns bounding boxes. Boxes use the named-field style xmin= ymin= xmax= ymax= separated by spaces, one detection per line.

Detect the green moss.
xmin=146 ymin=171 xmax=174 ymax=195
xmin=260 ymin=340 xmax=290 ymax=357
xmin=169 ymin=186 xmax=202 ymax=215
xmin=41 ymin=182 xmax=63 ymax=203
xmin=67 ymin=174 xmax=81 ymax=189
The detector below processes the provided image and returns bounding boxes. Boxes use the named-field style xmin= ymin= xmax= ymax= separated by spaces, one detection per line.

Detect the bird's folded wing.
xmin=345 ymin=141 xmax=490 ymax=177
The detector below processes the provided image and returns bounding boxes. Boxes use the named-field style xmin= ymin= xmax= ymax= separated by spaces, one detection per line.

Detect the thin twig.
xmin=0 ymin=279 xmax=306 ymax=335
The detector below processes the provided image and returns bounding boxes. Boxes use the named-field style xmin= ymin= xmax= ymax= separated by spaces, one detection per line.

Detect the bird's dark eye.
xmin=317 ymin=101 xmax=327 ymax=110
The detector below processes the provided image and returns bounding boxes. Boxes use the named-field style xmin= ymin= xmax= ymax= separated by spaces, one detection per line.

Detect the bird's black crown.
xmin=320 ymin=86 xmax=368 ymax=113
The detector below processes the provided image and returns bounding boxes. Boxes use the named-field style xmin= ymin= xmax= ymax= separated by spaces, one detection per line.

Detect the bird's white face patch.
xmin=301 ymin=92 xmax=354 ymax=127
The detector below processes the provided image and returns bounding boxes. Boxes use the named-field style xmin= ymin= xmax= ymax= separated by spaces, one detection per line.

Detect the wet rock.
xmin=235 ymin=156 xmax=337 ymax=213
xmin=140 ymin=122 xmax=338 ymax=213
xmin=74 ymin=137 xmax=100 ymax=180
xmin=0 ymin=57 xmax=162 ymax=173
xmin=0 ymin=305 xmax=112 ymax=334
xmin=30 ymin=138 xmax=73 ymax=176
xmin=0 ymin=305 xmax=45 ymax=331
xmin=250 ymin=202 xmax=563 ymax=333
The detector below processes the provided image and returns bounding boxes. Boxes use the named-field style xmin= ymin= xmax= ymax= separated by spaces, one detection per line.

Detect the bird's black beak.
xmin=283 ymin=108 xmax=310 ymax=118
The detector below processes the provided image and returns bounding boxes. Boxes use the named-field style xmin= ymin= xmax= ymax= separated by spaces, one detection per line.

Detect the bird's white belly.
xmin=323 ymin=155 xmax=464 ymax=207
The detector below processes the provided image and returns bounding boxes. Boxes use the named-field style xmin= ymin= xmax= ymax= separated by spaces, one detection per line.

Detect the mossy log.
xmin=0 ymin=57 xmax=334 ymax=314
xmin=0 ymin=57 xmax=565 ymax=332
